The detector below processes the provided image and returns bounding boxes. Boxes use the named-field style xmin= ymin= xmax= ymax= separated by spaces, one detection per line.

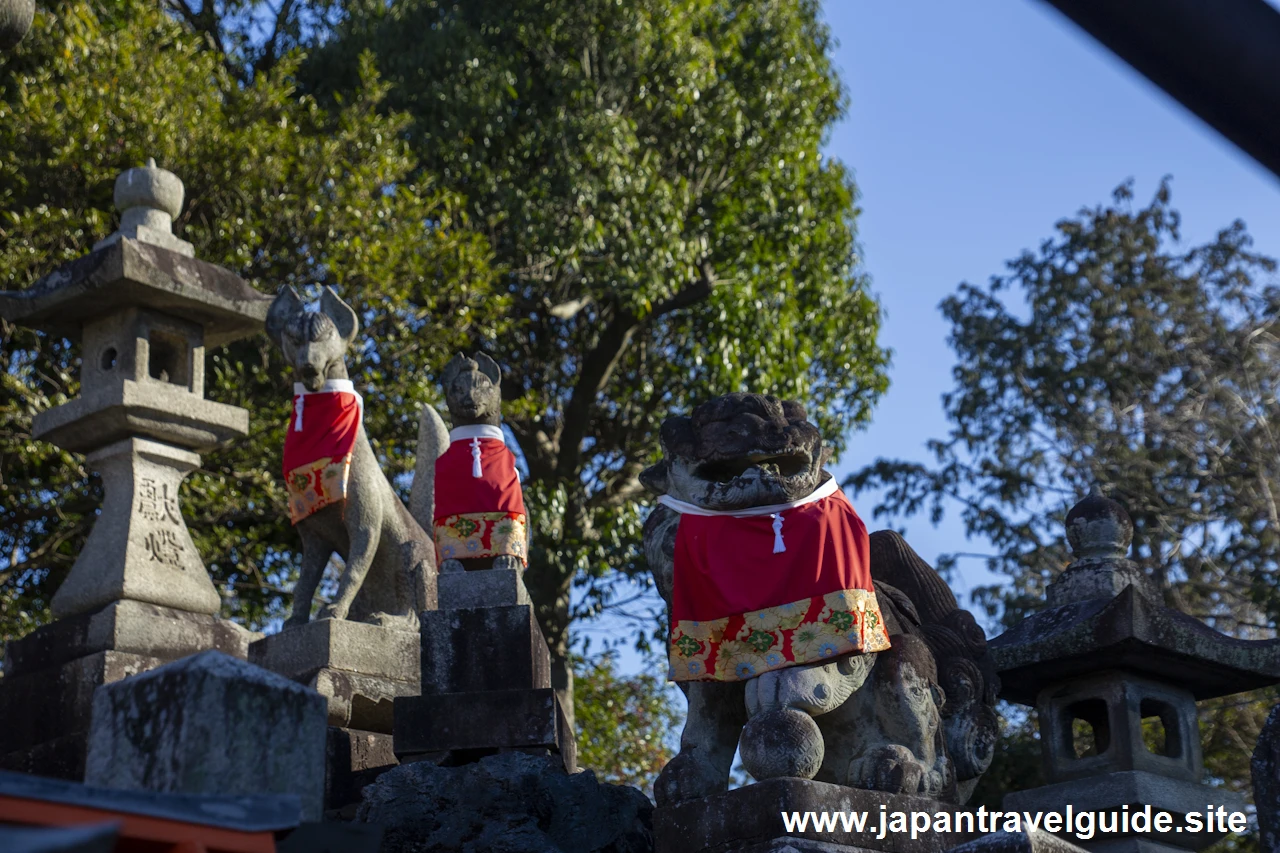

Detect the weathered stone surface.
xmin=654 ymin=778 xmax=983 ymax=853
xmin=438 ymin=568 xmax=530 ymax=609
xmin=1004 ymin=770 xmax=1243 ymax=851
xmin=420 ymin=604 xmax=551 ymax=694
xmin=33 ymin=379 xmax=249 ymax=453
xmin=93 ymin=159 xmax=194 ymax=257
xmin=356 ymin=751 xmax=652 ymax=853
xmin=393 ymin=687 xmax=575 ymax=771
xmin=0 ymin=649 xmax=165 ymax=762
xmin=5 ymin=599 xmax=256 ymax=677
xmin=947 ymin=831 xmax=1092 ymax=853
xmin=0 ymin=733 xmax=89 ymax=781
xmin=250 ymin=619 xmax=420 ymax=683
xmin=989 ymin=586 xmax=1280 ymax=704
xmin=326 ymin=727 xmax=398 ymax=812
xmin=1252 ymin=704 xmax=1280 ymax=853
xmin=47 ymin=438 xmax=225 ymax=618
xmin=311 ymin=668 xmax=419 ymax=731
xmin=84 ymin=650 xmax=327 ymax=822
xmin=1035 ymin=672 xmax=1201 ymax=783
xmin=0 ymin=238 xmax=270 ymax=347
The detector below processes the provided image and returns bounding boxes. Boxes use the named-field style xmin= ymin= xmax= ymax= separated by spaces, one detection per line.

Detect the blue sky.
xmin=585 ymin=0 xmax=1280 ymax=671
xmin=823 ymin=0 xmax=1280 ymax=616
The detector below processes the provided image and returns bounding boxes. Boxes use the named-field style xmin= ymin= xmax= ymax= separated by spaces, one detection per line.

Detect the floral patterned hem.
xmin=287 ymin=455 xmax=352 ymax=524
xmin=668 ymin=588 xmax=891 ymax=682
xmin=434 ymin=511 xmax=528 ymax=565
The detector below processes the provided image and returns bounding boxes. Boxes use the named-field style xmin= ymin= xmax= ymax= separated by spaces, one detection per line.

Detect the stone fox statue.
xmin=641 ymin=393 xmax=999 ymax=806
xmin=267 ymin=286 xmax=438 ymax=631
xmin=418 ymin=352 xmax=527 ymax=574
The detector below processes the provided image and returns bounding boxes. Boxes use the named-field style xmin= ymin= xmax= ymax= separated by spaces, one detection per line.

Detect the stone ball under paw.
xmin=740 ymin=707 xmax=824 ymax=781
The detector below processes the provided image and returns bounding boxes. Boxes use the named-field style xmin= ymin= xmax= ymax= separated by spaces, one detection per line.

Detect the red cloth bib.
xmin=671 ymin=488 xmax=871 ymax=622
xmin=282 ymin=383 xmax=362 ymax=524
xmin=433 ymin=435 xmax=526 ymax=520
xmin=663 ymin=483 xmax=890 ymax=682
xmin=432 ymin=427 xmax=528 ymax=565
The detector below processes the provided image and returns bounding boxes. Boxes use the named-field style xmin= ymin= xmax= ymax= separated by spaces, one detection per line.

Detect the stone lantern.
xmin=990 ymin=492 xmax=1280 ymax=853
xmin=0 ymin=160 xmax=272 ymax=779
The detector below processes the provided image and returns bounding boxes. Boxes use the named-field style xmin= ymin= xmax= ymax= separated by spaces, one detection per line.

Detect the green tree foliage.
xmin=300 ymin=0 xmax=889 ymax=704
xmin=574 ymin=653 xmax=681 ymax=792
xmin=849 ymin=181 xmax=1279 ymax=819
xmin=0 ymin=0 xmax=501 ymax=638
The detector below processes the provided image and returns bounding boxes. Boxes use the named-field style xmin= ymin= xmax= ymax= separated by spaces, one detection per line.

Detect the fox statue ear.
xmin=474 ymin=352 xmax=502 ymax=386
xmin=442 ymin=352 xmax=471 ymax=389
xmin=659 ymin=415 xmax=696 ymax=460
xmin=639 ymin=460 xmax=671 ymax=496
xmin=320 ymin=286 xmax=359 ymax=344
xmin=266 ymin=286 xmax=303 ymax=347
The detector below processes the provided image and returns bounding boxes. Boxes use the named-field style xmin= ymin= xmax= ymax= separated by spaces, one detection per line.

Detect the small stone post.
xmin=0 ymin=160 xmax=272 ymax=779
xmin=84 ymin=651 xmax=328 ymax=822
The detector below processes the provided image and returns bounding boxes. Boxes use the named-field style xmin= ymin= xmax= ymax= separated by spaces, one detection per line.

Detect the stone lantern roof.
xmin=990 ymin=492 xmax=1280 ymax=705
xmin=0 ymin=159 xmax=269 ymax=347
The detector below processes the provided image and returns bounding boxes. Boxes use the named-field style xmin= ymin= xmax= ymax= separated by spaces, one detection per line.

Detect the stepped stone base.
xmin=0 ymin=600 xmax=257 ymax=780
xmin=249 ymin=619 xmax=419 ymax=811
xmin=393 ymin=568 xmax=578 ymax=773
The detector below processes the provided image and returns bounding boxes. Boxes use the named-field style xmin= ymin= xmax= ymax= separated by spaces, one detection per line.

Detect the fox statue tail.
xmin=410 ymin=403 xmax=450 ymax=532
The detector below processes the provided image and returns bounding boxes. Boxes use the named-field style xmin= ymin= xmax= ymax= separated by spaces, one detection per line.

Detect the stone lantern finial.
xmin=1064 ymin=489 xmax=1133 ymax=561
xmin=1045 ymin=489 xmax=1154 ymax=606
xmin=93 ymin=157 xmax=195 ymax=258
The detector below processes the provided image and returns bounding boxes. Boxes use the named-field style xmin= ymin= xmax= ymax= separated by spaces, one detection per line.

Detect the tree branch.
xmin=553 ymin=260 xmax=717 ymax=479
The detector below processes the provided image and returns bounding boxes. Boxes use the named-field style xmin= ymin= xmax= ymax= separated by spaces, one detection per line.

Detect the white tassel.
xmin=772 ymin=513 xmax=786 ymax=553
xmin=470 ymin=437 xmax=483 ymax=478
xmin=294 ymin=396 xmax=304 ymax=431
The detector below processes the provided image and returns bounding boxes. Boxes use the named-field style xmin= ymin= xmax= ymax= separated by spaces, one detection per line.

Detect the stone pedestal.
xmin=84 ymin=650 xmax=327 ymax=822
xmin=250 ymin=618 xmax=420 ymax=812
xmin=393 ymin=568 xmax=576 ymax=772
xmin=51 ymin=439 xmax=223 ymax=618
xmin=0 ymin=600 xmax=256 ymax=779
xmin=654 ymin=778 xmax=983 ymax=853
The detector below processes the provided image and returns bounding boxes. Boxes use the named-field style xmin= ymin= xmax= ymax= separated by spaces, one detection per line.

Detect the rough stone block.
xmin=437 ymin=568 xmax=530 ymax=609
xmin=357 ymin=752 xmax=651 ymax=853
xmin=84 ymin=650 xmax=327 ymax=822
xmin=1004 ymin=771 xmax=1244 ymax=851
xmin=326 ymin=727 xmax=398 ymax=811
xmin=420 ymin=605 xmax=550 ymax=694
xmin=0 ymin=733 xmax=89 ymax=781
xmin=393 ymin=687 xmax=574 ymax=771
xmin=1252 ymin=704 xmax=1280 ymax=853
xmin=653 ymin=778 xmax=983 ymax=853
xmin=311 ymin=668 xmax=420 ymax=731
xmin=0 ymin=650 xmax=164 ymax=758
xmin=249 ymin=618 xmax=420 ymax=683
xmin=4 ymin=600 xmax=256 ymax=677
